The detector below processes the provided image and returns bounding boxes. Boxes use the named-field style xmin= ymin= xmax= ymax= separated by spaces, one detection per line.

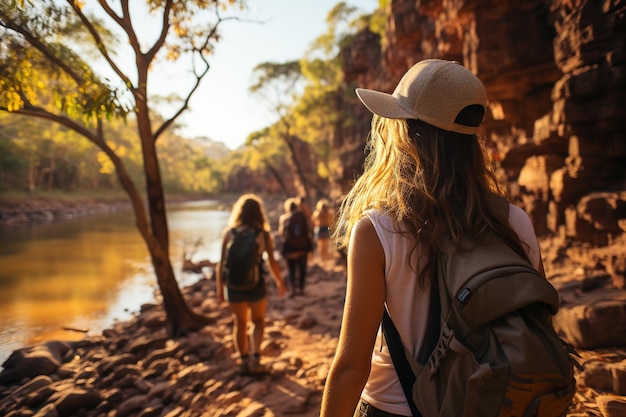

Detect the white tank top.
xmin=361 ymin=204 xmax=541 ymax=416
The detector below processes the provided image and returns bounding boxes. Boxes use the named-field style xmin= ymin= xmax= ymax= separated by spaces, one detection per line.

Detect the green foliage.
xmin=0 ymin=111 xmax=223 ymax=194
xmin=0 ymin=2 xmax=129 ymax=122
xmin=0 ymin=112 xmax=108 ymax=190
xmin=156 ymin=129 xmax=224 ymax=195
xmin=249 ymin=60 xmax=304 ymax=118
xmin=369 ymin=0 xmax=388 ymax=45
xmin=249 ymin=61 xmax=301 ymax=94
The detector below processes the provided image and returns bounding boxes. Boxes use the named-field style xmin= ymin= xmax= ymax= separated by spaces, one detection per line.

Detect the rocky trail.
xmin=1 ymin=249 xmax=625 ymax=417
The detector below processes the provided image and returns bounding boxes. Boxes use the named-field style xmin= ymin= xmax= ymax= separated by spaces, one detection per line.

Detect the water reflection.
xmin=0 ymin=200 xmax=229 ymax=366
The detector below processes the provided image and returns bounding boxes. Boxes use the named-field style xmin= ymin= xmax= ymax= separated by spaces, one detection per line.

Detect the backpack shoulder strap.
xmin=382 ymin=308 xmax=422 ymax=417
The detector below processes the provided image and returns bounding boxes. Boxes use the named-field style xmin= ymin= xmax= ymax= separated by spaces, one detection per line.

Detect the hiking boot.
xmin=239 ymin=361 xmax=250 ymax=375
xmin=248 ymin=355 xmax=268 ymax=375
xmin=239 ymin=355 xmax=250 ymax=375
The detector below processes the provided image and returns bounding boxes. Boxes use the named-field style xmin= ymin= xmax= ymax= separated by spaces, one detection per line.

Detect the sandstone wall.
xmin=338 ymin=0 xmax=626 ymax=244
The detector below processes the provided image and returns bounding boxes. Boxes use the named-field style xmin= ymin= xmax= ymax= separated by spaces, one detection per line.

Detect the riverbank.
xmin=0 ymin=197 xmax=130 ymax=227
xmin=0 ymin=254 xmax=347 ymax=417
xmin=0 ymin=192 xmax=240 ymax=227
xmin=0 ymin=197 xmax=625 ymax=416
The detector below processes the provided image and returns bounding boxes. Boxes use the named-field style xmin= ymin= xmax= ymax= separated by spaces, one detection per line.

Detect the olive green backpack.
xmin=382 ymin=196 xmax=579 ymax=417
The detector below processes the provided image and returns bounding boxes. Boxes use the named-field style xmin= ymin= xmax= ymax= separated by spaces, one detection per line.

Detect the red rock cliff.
xmin=338 ymin=0 xmax=626 ymax=245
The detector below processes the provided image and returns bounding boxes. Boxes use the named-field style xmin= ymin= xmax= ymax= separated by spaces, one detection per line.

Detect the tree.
xmin=294 ymin=2 xmax=369 ymax=198
xmin=0 ymin=0 xmax=245 ymax=337
xmin=248 ymin=60 xmax=315 ymax=199
xmin=245 ymin=128 xmax=292 ymax=195
xmin=245 ymin=3 xmax=374 ymax=203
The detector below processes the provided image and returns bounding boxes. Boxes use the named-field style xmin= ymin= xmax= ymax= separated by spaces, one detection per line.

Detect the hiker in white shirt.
xmin=320 ymin=60 xmax=545 ymax=417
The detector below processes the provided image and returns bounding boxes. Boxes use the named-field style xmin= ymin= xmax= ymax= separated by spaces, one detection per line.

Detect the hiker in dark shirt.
xmin=279 ymin=197 xmax=311 ymax=297
xmin=217 ymin=194 xmax=285 ymax=375
xmin=321 ymin=60 xmax=546 ymax=416
xmin=297 ymin=195 xmax=314 ymax=233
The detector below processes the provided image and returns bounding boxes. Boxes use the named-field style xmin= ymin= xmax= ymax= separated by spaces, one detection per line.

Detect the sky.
xmin=102 ymin=0 xmax=378 ymax=150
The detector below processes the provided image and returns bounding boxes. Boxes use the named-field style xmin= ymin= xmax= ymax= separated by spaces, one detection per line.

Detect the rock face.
xmin=336 ymin=0 xmax=626 ymax=247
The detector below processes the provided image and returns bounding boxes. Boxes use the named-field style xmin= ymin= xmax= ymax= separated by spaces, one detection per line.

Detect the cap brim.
xmin=356 ymin=88 xmax=415 ymax=120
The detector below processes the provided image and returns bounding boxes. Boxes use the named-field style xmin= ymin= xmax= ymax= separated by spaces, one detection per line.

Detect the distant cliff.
xmin=337 ymin=0 xmax=626 ymax=245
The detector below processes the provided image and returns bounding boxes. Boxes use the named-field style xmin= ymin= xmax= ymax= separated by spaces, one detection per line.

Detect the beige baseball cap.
xmin=355 ymin=59 xmax=487 ymax=135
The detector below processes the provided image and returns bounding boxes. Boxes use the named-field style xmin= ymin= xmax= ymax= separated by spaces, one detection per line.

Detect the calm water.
xmin=0 ymin=200 xmax=229 ymax=366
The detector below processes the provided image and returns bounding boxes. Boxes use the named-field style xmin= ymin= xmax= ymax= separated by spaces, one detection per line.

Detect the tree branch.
xmin=0 ymin=12 xmax=85 ymax=86
xmin=11 ymin=96 xmax=100 ymax=145
xmin=145 ymin=0 xmax=173 ymax=63
xmin=153 ymin=48 xmax=209 ymax=141
xmin=67 ymin=0 xmax=134 ymax=91
xmin=153 ymin=14 xmax=238 ymax=141
xmin=94 ymin=119 xmax=153 ymax=245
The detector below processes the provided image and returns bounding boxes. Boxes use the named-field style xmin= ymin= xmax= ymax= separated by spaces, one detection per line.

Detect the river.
xmin=0 ymin=200 xmax=230 ymax=366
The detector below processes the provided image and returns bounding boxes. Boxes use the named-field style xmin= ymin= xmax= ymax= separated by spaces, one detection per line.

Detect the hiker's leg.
xmin=248 ymin=297 xmax=268 ymax=354
xmin=286 ymin=258 xmax=297 ymax=295
xmin=297 ymin=254 xmax=308 ymax=293
xmin=320 ymin=237 xmax=329 ymax=260
xmin=247 ymin=297 xmax=269 ymax=374
xmin=229 ymin=301 xmax=249 ymax=356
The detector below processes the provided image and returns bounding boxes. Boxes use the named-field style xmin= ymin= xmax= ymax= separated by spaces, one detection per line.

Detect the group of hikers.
xmin=213 ymin=60 xmax=577 ymax=417
xmin=215 ymin=193 xmax=335 ymax=375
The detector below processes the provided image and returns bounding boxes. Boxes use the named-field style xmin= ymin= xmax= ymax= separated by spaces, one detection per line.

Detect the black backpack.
xmin=382 ymin=195 xmax=578 ymax=417
xmin=283 ymin=210 xmax=310 ymax=252
xmin=222 ymin=228 xmax=262 ymax=291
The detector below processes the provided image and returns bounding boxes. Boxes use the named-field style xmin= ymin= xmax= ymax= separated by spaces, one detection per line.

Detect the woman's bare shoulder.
xmin=350 ymin=217 xmax=383 ymax=262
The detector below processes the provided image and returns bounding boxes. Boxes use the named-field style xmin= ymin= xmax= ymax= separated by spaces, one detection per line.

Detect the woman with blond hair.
xmin=217 ymin=194 xmax=285 ymax=375
xmin=321 ymin=60 xmax=546 ymax=416
xmin=311 ymin=199 xmax=334 ymax=261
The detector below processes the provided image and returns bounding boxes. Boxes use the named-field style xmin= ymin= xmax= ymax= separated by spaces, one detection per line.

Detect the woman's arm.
xmin=321 ymin=217 xmax=386 ymax=417
xmin=278 ymin=214 xmax=286 ymax=236
xmin=311 ymin=211 xmax=319 ymax=227
xmin=216 ymin=229 xmax=230 ymax=303
xmin=264 ymin=231 xmax=286 ymax=297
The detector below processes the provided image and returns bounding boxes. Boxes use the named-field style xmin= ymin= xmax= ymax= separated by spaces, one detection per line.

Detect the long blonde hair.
xmin=227 ymin=193 xmax=270 ymax=232
xmin=334 ymin=116 xmax=526 ymax=286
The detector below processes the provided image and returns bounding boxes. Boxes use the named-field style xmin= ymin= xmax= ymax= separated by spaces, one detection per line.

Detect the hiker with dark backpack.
xmin=321 ymin=60 xmax=576 ymax=417
xmin=279 ymin=197 xmax=312 ymax=297
xmin=217 ymin=194 xmax=285 ymax=375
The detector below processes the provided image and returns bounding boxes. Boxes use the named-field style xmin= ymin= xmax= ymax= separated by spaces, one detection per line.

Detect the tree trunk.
xmin=264 ymin=160 xmax=291 ymax=195
xmin=283 ymin=133 xmax=311 ymax=202
xmin=147 ymin=238 xmax=212 ymax=337
xmin=132 ymin=67 xmax=212 ymax=338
